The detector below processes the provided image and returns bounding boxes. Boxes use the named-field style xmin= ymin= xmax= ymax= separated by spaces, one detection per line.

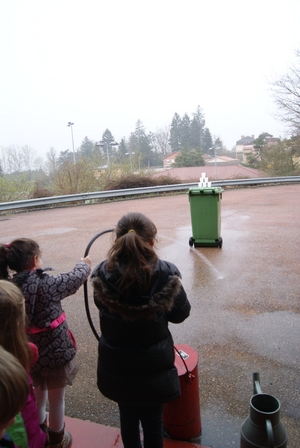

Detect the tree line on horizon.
xmin=1 ymin=46 xmax=300 ymax=202
xmin=0 ymin=105 xmax=222 ymax=176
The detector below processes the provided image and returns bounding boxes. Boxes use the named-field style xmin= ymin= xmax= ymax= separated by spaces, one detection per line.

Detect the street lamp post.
xmin=209 ymin=145 xmax=221 ymax=180
xmin=97 ymin=140 xmax=119 ymax=168
xmin=67 ymin=122 xmax=76 ymax=165
xmin=125 ymin=151 xmax=135 ymax=172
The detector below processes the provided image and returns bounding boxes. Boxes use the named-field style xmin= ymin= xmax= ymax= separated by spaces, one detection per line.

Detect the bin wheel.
xmin=189 ymin=237 xmax=194 ymax=247
xmin=218 ymin=237 xmax=223 ymax=248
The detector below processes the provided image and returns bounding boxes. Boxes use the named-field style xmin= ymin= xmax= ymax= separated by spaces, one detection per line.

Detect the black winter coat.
xmin=91 ymin=259 xmax=191 ymax=405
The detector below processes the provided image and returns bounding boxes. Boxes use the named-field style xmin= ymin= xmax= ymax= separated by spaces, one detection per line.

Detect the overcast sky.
xmin=1 ymin=0 xmax=300 ymax=161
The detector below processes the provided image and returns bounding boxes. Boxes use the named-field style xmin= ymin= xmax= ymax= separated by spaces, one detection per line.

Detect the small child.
xmin=0 ymin=280 xmax=45 ymax=448
xmin=0 ymin=346 xmax=30 ymax=448
xmin=0 ymin=239 xmax=92 ymax=448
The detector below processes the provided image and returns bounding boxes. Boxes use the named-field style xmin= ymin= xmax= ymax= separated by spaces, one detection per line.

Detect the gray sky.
xmin=1 ymin=0 xmax=300 ymax=160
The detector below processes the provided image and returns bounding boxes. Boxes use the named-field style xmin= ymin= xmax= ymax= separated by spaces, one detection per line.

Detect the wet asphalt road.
xmin=0 ymin=184 xmax=299 ymax=448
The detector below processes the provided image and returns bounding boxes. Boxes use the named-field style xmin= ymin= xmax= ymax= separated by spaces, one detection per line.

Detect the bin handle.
xmin=174 ymin=346 xmax=195 ymax=385
xmin=188 ymin=188 xmax=223 ymax=195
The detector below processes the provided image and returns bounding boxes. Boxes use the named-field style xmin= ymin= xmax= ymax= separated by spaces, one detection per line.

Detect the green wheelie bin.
xmin=188 ymin=186 xmax=223 ymax=248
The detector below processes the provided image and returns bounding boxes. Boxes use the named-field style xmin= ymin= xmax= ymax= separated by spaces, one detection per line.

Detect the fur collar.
xmin=92 ymin=275 xmax=181 ymax=321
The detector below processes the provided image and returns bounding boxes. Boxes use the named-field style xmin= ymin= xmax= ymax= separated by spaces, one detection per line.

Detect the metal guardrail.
xmin=1 ymin=176 xmax=300 ymax=212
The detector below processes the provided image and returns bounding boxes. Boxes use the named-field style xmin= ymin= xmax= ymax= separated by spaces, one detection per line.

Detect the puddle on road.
xmin=200 ymin=402 xmax=244 ymax=448
xmin=33 ymin=227 xmax=77 ymax=236
xmin=0 ymin=227 xmax=77 ymax=243
xmin=237 ymin=311 xmax=300 ymax=366
xmin=189 ymin=246 xmax=224 ymax=280
xmin=159 ymin=231 xmax=224 ymax=281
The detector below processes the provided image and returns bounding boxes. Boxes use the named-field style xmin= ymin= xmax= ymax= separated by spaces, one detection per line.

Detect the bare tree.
xmin=50 ymin=159 xmax=104 ymax=195
xmin=0 ymin=145 xmax=38 ymax=173
xmin=152 ymin=126 xmax=171 ymax=156
xmin=6 ymin=145 xmax=25 ymax=173
xmin=22 ymin=145 xmax=37 ymax=171
xmin=45 ymin=147 xmax=58 ymax=175
xmin=270 ymin=49 xmax=300 ymax=134
xmin=34 ymin=157 xmax=44 ymax=171
xmin=0 ymin=148 xmax=9 ymax=173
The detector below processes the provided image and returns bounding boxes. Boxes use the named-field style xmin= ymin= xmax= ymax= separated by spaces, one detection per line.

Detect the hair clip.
xmin=5 ymin=243 xmax=10 ymax=248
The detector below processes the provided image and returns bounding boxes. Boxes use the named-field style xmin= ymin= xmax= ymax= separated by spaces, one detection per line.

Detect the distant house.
xmin=238 ymin=135 xmax=281 ymax=164
xmin=205 ymin=155 xmax=240 ymax=166
xmin=264 ymin=137 xmax=280 ymax=145
xmin=163 ymin=151 xmax=181 ymax=168
xmin=235 ymin=135 xmax=255 ymax=161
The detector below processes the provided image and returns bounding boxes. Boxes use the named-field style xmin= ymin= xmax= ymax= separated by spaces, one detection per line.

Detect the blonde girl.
xmin=0 ymin=280 xmax=46 ymax=448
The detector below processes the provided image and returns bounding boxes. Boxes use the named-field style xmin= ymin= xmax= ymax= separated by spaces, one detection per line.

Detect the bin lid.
xmin=188 ymin=186 xmax=223 ymax=195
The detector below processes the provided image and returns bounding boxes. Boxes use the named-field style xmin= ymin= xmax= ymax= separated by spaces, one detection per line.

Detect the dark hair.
xmin=0 ymin=238 xmax=40 ymax=279
xmin=106 ymin=212 xmax=158 ymax=295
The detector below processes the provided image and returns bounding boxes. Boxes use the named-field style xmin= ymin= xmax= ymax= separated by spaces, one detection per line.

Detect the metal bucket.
xmin=240 ymin=393 xmax=287 ymax=448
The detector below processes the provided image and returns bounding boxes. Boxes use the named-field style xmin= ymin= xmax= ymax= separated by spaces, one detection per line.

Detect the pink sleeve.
xmin=21 ymin=375 xmax=47 ymax=448
xmin=28 ymin=342 xmax=39 ymax=365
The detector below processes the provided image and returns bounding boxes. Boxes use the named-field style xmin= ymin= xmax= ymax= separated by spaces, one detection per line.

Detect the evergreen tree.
xmin=128 ymin=132 xmax=139 ymax=155
xmin=169 ymin=106 xmax=210 ymax=153
xmin=190 ymin=117 xmax=201 ymax=149
xmin=133 ymin=120 xmax=154 ymax=168
xmin=114 ymin=138 xmax=128 ymax=164
xmin=99 ymin=129 xmax=118 ymax=165
xmin=169 ymin=113 xmax=182 ymax=152
xmin=102 ymin=128 xmax=115 ymax=143
xmin=175 ymin=146 xmax=205 ymax=167
xmin=119 ymin=138 xmax=127 ymax=157
xmin=57 ymin=150 xmax=73 ymax=167
xmin=179 ymin=113 xmax=191 ymax=149
xmin=134 ymin=120 xmax=145 ymax=141
xmin=253 ymin=132 xmax=272 ymax=155
xmin=202 ymin=128 xmax=213 ymax=152
xmin=79 ymin=136 xmax=94 ymax=158
xmin=190 ymin=105 xmax=206 ymax=150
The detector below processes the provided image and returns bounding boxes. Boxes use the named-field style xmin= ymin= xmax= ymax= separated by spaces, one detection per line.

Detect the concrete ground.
xmin=1 ymin=183 xmax=299 ymax=448
xmin=64 ymin=416 xmax=208 ymax=448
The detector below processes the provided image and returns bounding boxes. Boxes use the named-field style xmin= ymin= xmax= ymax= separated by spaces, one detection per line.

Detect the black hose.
xmin=83 ymin=228 xmax=114 ymax=340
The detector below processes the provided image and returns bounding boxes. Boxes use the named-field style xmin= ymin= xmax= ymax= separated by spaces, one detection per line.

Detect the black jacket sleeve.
xmin=166 ymin=284 xmax=191 ymax=323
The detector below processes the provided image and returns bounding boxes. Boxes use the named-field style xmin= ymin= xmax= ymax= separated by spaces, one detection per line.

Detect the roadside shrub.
xmin=31 ymin=182 xmax=54 ymax=198
xmin=104 ymin=173 xmax=182 ymax=191
xmin=0 ymin=175 xmax=34 ymax=202
xmin=153 ymin=175 xmax=181 ymax=185
xmin=105 ymin=174 xmax=155 ymax=190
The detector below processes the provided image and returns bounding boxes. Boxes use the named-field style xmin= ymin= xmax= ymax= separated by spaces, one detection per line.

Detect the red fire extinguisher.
xmin=163 ymin=344 xmax=202 ymax=441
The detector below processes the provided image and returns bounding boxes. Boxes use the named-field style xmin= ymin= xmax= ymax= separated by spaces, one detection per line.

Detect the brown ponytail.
xmin=106 ymin=212 xmax=158 ymax=295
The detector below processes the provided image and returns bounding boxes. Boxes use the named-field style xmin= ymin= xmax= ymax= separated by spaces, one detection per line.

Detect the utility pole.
xmin=96 ymin=140 xmax=119 ymax=168
xmin=67 ymin=122 xmax=76 ymax=165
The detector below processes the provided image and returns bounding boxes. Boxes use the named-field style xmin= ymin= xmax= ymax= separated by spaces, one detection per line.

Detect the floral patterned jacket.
xmin=13 ymin=261 xmax=91 ymax=374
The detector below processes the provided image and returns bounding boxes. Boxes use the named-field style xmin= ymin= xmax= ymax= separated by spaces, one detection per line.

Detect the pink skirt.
xmin=31 ymin=360 xmax=79 ymax=390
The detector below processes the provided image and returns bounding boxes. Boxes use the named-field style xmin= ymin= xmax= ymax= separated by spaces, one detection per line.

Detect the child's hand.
xmin=81 ymin=256 xmax=92 ymax=266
